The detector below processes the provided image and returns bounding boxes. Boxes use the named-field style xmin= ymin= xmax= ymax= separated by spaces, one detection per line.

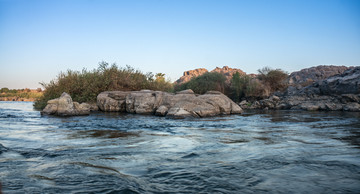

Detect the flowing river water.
xmin=0 ymin=101 xmax=360 ymax=193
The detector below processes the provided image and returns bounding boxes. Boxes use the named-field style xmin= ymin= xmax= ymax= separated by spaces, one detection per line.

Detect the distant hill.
xmin=0 ymin=88 xmax=43 ymax=102
xmin=175 ymin=66 xmax=246 ymax=84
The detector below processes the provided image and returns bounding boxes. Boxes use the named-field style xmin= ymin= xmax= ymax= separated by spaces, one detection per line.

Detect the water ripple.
xmin=1 ymin=102 xmax=360 ymax=193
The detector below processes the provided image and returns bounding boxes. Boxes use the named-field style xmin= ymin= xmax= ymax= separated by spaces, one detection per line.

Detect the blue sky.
xmin=0 ymin=0 xmax=359 ymax=89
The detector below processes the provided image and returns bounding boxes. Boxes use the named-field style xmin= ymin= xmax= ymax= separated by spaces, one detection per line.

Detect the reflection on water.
xmin=0 ymin=101 xmax=360 ymax=193
xmin=69 ymin=129 xmax=140 ymax=139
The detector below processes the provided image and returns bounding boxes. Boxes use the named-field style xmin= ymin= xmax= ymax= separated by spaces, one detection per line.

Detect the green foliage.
xmin=0 ymin=88 xmax=9 ymax=93
xmin=230 ymin=73 xmax=265 ymax=102
xmin=230 ymin=72 xmax=247 ymax=101
xmin=175 ymin=72 xmax=227 ymax=94
xmin=33 ymin=62 xmax=173 ymax=110
xmin=152 ymin=73 xmax=173 ymax=92
xmin=257 ymin=67 xmax=288 ymax=93
xmin=0 ymin=88 xmax=18 ymax=94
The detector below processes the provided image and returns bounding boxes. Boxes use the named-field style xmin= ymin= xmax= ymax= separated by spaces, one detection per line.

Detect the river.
xmin=1 ymin=101 xmax=360 ymax=193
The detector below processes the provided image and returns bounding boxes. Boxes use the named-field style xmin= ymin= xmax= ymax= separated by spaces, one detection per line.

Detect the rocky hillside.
xmin=288 ymin=65 xmax=350 ymax=87
xmin=241 ymin=66 xmax=360 ymax=112
xmin=176 ymin=66 xmax=246 ymax=84
xmin=176 ymin=68 xmax=208 ymax=84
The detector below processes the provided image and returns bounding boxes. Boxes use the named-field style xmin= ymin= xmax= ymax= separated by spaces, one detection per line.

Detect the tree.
xmin=257 ymin=67 xmax=288 ymax=93
xmin=155 ymin=73 xmax=165 ymax=83
xmin=230 ymin=72 xmax=243 ymax=102
xmin=0 ymin=88 xmax=9 ymax=93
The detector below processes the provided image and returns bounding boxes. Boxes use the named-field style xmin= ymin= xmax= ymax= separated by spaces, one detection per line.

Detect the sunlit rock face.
xmin=175 ymin=66 xmax=246 ymax=85
xmin=42 ymin=92 xmax=90 ymax=116
xmin=175 ymin=68 xmax=208 ymax=84
xmin=287 ymin=65 xmax=350 ymax=88
xmin=97 ymin=89 xmax=243 ymax=118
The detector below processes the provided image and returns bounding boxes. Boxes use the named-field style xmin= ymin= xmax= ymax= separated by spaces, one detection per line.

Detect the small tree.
xmin=0 ymin=88 xmax=9 ymax=93
xmin=155 ymin=73 xmax=166 ymax=82
xmin=258 ymin=67 xmax=288 ymax=93
xmin=152 ymin=73 xmax=173 ymax=92
xmin=230 ymin=72 xmax=246 ymax=102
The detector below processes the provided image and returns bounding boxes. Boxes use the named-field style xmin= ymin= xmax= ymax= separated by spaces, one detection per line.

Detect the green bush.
xmin=230 ymin=72 xmax=248 ymax=101
xmin=0 ymin=88 xmax=9 ymax=93
xmin=34 ymin=62 xmax=173 ymax=110
xmin=257 ymin=67 xmax=288 ymax=93
xmin=174 ymin=72 xmax=227 ymax=94
xmin=230 ymin=73 xmax=267 ymax=102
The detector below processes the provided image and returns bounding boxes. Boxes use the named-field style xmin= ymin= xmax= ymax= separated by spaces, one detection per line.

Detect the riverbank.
xmin=0 ymin=88 xmax=43 ymax=102
xmin=0 ymin=97 xmax=36 ymax=102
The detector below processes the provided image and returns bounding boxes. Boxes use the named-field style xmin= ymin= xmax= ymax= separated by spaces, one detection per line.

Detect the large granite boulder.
xmin=42 ymin=92 xmax=90 ymax=116
xmin=97 ymin=91 xmax=130 ymax=112
xmin=97 ymin=89 xmax=243 ymax=118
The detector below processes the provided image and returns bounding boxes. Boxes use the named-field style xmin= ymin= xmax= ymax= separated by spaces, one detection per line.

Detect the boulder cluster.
xmin=240 ymin=66 xmax=360 ymax=111
xmin=42 ymin=92 xmax=91 ymax=116
xmin=97 ymin=89 xmax=242 ymax=118
xmin=42 ymin=89 xmax=243 ymax=117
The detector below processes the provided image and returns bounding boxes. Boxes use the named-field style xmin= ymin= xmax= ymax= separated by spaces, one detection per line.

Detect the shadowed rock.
xmin=240 ymin=67 xmax=360 ymax=112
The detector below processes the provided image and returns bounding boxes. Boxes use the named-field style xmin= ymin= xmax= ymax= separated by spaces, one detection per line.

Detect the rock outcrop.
xmin=97 ymin=89 xmax=243 ymax=118
xmin=288 ymin=65 xmax=350 ymax=87
xmin=176 ymin=66 xmax=246 ymax=84
xmin=318 ymin=67 xmax=360 ymax=95
xmin=42 ymin=92 xmax=90 ymax=116
xmin=240 ymin=67 xmax=360 ymax=112
xmin=211 ymin=66 xmax=246 ymax=82
xmin=176 ymin=68 xmax=208 ymax=84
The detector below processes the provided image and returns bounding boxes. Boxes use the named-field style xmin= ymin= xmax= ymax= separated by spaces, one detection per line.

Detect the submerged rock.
xmin=0 ymin=143 xmax=8 ymax=154
xmin=97 ymin=89 xmax=243 ymax=118
xmin=42 ymin=92 xmax=90 ymax=116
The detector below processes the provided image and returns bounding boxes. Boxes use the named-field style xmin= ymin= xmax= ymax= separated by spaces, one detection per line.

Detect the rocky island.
xmin=38 ymin=63 xmax=360 ymax=117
